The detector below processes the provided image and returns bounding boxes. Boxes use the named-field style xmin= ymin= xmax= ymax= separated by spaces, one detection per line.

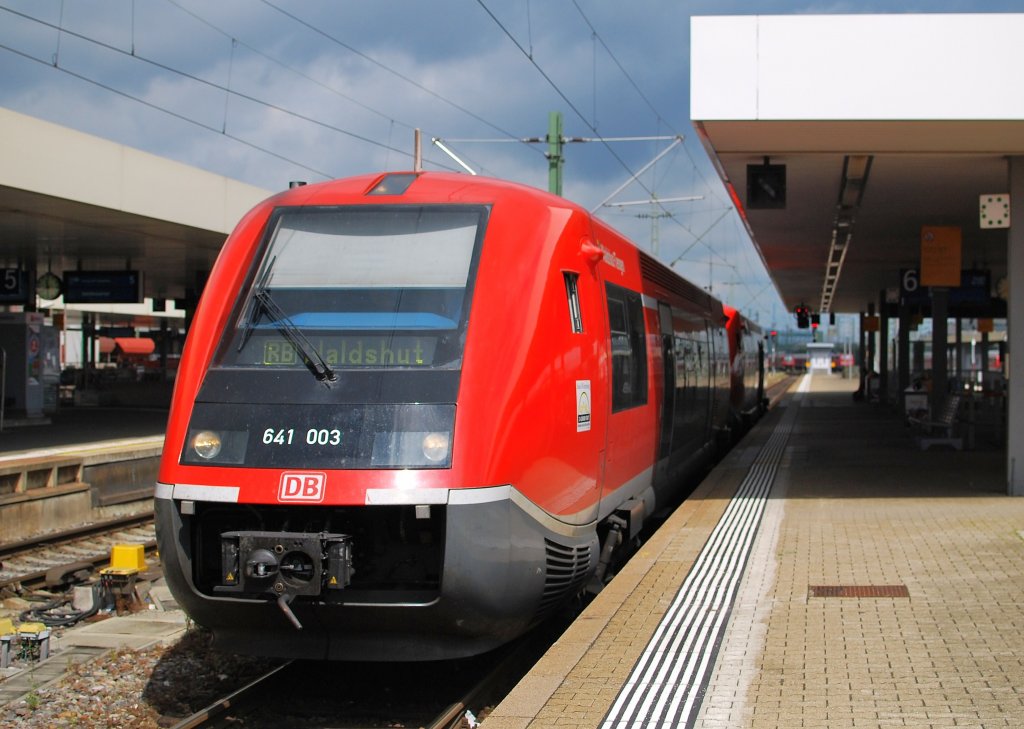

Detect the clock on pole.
xmin=36 ymin=272 xmax=62 ymax=300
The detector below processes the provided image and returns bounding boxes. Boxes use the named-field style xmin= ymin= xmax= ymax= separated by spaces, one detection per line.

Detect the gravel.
xmin=0 ymin=627 xmax=280 ymax=727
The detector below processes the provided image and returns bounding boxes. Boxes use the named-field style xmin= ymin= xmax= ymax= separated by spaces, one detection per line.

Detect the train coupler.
xmin=217 ymin=531 xmax=353 ymax=603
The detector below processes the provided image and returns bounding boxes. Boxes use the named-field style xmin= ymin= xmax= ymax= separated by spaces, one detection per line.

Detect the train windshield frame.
xmin=214 ymin=204 xmax=489 ymax=373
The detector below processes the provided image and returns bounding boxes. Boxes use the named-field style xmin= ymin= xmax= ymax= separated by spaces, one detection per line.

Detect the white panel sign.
xmin=980 ymin=194 xmax=1010 ymax=229
xmin=576 ymin=380 xmax=592 ymax=433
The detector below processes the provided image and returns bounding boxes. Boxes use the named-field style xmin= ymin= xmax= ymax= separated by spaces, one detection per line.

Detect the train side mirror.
xmin=580 ymin=239 xmax=604 ymax=267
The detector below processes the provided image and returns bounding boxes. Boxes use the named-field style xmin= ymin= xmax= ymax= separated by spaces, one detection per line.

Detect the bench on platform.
xmin=908 ymin=394 xmax=963 ymax=451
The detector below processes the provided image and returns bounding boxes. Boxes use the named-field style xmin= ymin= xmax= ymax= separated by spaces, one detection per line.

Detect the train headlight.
xmin=192 ymin=430 xmax=223 ymax=460
xmin=371 ymin=429 xmax=453 ymax=468
xmin=181 ymin=429 xmax=248 ymax=465
xmin=421 ymin=432 xmax=450 ymax=463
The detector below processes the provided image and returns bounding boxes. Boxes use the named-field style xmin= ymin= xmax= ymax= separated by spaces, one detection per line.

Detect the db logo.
xmin=278 ymin=472 xmax=327 ymax=502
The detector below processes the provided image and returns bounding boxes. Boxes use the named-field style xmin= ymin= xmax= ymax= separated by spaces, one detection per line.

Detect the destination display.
xmin=63 ymin=270 xmax=142 ymax=303
xmin=242 ymin=335 xmax=438 ymax=368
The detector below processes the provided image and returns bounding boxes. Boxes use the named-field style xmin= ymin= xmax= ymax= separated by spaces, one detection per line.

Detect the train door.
xmin=757 ymin=338 xmax=766 ymax=405
xmin=561 ymin=260 xmax=606 ymax=527
xmin=707 ymin=321 xmax=727 ymax=440
xmin=655 ymin=303 xmax=675 ymax=482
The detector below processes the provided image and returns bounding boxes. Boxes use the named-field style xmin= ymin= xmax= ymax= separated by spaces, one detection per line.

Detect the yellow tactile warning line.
xmin=482 ymin=396 xmax=791 ymax=729
xmin=599 ymin=396 xmax=797 ymax=728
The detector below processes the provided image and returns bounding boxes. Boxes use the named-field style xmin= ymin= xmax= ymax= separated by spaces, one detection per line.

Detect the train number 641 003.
xmin=261 ymin=428 xmax=342 ymax=446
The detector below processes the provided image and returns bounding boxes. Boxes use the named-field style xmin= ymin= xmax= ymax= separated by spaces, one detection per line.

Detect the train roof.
xmin=261 ymin=171 xmax=580 ymax=212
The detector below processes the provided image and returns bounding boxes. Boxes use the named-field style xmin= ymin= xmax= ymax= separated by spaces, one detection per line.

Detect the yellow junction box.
xmin=17 ymin=622 xmax=47 ymax=636
xmin=0 ymin=617 xmax=14 ymax=636
xmin=107 ymin=543 xmax=147 ymax=573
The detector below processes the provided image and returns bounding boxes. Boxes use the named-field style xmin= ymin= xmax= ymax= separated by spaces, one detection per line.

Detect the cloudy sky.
xmin=0 ymin=0 xmax=1018 ymax=326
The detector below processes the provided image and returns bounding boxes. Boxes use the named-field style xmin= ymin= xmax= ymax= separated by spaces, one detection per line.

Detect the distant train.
xmin=774 ymin=352 xmax=854 ymax=374
xmin=155 ymin=172 xmax=765 ymax=661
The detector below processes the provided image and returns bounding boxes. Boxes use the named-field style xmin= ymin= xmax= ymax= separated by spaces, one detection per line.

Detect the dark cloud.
xmin=0 ymin=0 xmax=1016 ymax=323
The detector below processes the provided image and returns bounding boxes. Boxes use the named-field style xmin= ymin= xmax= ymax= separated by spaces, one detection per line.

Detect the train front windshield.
xmin=218 ymin=205 xmax=486 ymax=373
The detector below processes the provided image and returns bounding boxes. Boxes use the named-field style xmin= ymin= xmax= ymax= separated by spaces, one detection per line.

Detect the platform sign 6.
xmin=900 ymin=268 xmax=929 ymax=307
xmin=900 ymin=267 xmax=992 ymax=309
xmin=0 ymin=268 xmax=28 ymax=303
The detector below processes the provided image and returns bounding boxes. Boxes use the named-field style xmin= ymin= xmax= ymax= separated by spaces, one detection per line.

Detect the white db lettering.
xmin=278 ymin=472 xmax=326 ymax=502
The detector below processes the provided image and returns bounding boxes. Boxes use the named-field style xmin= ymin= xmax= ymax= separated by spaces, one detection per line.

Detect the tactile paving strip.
xmin=600 ymin=400 xmax=799 ymax=729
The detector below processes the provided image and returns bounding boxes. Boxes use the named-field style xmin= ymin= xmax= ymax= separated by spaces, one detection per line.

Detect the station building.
xmin=690 ymin=12 xmax=1024 ymax=494
xmin=0 ymin=106 xmax=269 ymax=417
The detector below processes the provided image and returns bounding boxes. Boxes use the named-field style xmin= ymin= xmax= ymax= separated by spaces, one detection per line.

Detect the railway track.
xmin=164 ymin=613 xmax=567 ymax=729
xmin=0 ymin=511 xmax=156 ymax=590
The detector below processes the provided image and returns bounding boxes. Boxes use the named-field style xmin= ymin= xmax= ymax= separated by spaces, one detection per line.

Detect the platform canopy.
xmin=690 ymin=13 xmax=1024 ymax=316
xmin=0 ymin=106 xmax=271 ymax=304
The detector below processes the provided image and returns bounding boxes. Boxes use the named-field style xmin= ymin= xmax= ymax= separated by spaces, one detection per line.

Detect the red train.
xmin=724 ymin=305 xmax=766 ymax=428
xmin=155 ymin=172 xmax=765 ymax=661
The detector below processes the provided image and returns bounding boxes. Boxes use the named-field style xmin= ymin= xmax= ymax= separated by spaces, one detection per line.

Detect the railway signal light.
xmin=794 ymin=305 xmax=810 ymax=329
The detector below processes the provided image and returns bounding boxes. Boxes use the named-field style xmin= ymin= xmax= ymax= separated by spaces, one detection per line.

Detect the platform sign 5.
xmin=0 ymin=268 xmax=28 ymax=303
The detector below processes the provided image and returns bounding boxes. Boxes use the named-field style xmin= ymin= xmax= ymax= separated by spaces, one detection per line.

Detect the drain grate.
xmin=808 ymin=584 xmax=910 ymax=598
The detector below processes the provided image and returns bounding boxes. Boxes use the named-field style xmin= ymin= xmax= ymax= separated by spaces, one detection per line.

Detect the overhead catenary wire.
xmin=570 ymin=0 xmax=679 ymax=137
xmin=472 ymin=0 xmax=760 ymax=305
xmin=258 ymin=0 xmax=540 ymax=155
xmin=0 ymin=40 xmax=334 ymax=180
xmin=3 ymin=0 xmax=775 ymax=315
xmin=569 ymin=0 xmax=731 ymax=212
xmin=162 ymin=0 xmax=501 ymax=177
xmin=0 ymin=4 xmax=463 ymax=176
xmin=473 ymin=0 xmax=659 ymax=199
xmin=165 ymin=0 xmax=421 ymax=133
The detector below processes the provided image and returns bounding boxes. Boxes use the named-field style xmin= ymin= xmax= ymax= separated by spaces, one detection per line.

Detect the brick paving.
xmin=483 ymin=375 xmax=1024 ymax=728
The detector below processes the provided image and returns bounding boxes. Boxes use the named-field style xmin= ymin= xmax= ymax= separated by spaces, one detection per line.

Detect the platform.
xmin=483 ymin=374 xmax=1022 ymax=728
xmin=0 ymin=407 xmax=167 ymax=542
xmin=0 ymin=406 xmax=167 ymax=457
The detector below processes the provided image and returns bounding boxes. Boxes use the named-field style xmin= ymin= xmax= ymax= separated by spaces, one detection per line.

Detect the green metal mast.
xmin=546 ymin=111 xmax=564 ymax=196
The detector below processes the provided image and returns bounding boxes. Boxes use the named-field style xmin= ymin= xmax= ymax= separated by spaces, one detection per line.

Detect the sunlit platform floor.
xmin=484 ymin=374 xmax=1024 ymax=728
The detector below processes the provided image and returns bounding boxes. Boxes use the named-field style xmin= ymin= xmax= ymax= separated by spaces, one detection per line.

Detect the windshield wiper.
xmin=237 ymin=260 xmax=337 ymax=387
xmin=253 ymin=290 xmax=337 ymax=386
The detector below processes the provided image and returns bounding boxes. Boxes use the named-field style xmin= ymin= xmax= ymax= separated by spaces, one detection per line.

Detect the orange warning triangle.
xmin=329 ymin=576 xmax=338 ymax=585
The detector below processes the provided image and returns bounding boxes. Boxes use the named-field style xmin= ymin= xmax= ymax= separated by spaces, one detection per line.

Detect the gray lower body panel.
xmin=155 ymin=488 xmax=597 ymax=661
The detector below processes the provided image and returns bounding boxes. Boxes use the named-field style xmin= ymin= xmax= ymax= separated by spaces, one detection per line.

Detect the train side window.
xmin=606 ymin=283 xmax=648 ymax=412
xmin=563 ymin=272 xmax=584 ymax=333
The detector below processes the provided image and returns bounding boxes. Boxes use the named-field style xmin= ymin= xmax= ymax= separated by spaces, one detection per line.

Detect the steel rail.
xmin=0 ymin=510 xmax=154 ymax=557
xmin=165 ymin=662 xmax=293 ymax=729
xmin=0 ymin=512 xmax=156 ymax=590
